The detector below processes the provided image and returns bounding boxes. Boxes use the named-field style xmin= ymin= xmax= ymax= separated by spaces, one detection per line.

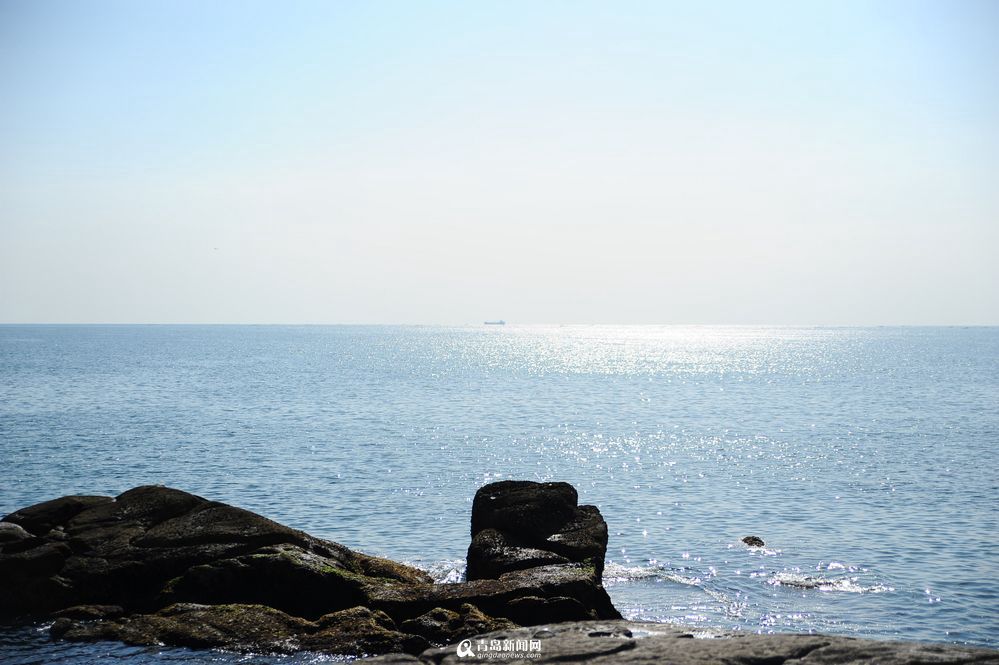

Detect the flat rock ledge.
xmin=362 ymin=620 xmax=999 ymax=665
xmin=1 ymin=481 xmax=618 ymax=657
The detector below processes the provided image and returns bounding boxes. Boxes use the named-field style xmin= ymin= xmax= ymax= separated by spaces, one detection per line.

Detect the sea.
xmin=0 ymin=325 xmax=996 ymax=663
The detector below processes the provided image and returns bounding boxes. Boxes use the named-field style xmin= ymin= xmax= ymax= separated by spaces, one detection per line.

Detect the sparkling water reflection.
xmin=1 ymin=325 xmax=996 ymax=663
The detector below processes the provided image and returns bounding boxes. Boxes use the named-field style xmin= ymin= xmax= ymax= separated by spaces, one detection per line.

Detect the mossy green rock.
xmin=400 ymin=603 xmax=517 ymax=645
xmin=54 ymin=603 xmax=429 ymax=656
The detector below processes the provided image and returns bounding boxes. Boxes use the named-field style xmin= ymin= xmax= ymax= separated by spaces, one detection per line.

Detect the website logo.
xmin=457 ymin=639 xmax=476 ymax=658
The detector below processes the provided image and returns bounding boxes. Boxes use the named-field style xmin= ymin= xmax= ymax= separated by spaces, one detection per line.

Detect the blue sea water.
xmin=0 ymin=324 xmax=996 ymax=663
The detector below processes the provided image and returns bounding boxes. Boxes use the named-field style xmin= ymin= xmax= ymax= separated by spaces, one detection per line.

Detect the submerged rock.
xmin=742 ymin=535 xmax=765 ymax=547
xmin=1 ymin=482 xmax=619 ymax=657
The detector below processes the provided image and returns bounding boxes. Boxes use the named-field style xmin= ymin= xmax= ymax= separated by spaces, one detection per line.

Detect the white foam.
xmin=767 ymin=572 xmax=893 ymax=593
xmin=407 ymin=558 xmax=466 ymax=584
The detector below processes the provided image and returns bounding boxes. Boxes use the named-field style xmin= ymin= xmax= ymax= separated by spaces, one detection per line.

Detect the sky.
xmin=1 ymin=0 xmax=997 ymax=324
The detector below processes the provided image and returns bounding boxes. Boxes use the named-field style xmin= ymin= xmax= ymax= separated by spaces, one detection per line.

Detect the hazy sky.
xmin=1 ymin=1 xmax=997 ymax=324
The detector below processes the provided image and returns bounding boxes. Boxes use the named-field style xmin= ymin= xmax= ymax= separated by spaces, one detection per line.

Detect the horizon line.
xmin=1 ymin=322 xmax=997 ymax=328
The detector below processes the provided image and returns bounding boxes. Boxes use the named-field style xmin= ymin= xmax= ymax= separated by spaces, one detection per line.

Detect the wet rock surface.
xmin=361 ymin=620 xmax=999 ymax=665
xmin=399 ymin=603 xmax=517 ymax=646
xmin=1 ymin=482 xmax=618 ymax=657
xmin=467 ymin=481 xmax=610 ymax=581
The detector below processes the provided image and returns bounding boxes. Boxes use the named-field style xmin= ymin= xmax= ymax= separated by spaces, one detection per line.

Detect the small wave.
xmin=604 ymin=563 xmax=745 ymax=617
xmin=604 ymin=562 xmax=676 ymax=582
xmin=603 ymin=562 xmax=705 ymax=586
xmin=767 ymin=572 xmax=892 ymax=593
xmin=407 ymin=559 xmax=466 ymax=584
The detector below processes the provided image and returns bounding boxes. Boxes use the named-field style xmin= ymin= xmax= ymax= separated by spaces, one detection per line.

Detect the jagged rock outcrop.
xmin=0 ymin=482 xmax=619 ymax=657
xmin=0 ymin=486 xmax=430 ymax=622
xmin=360 ymin=620 xmax=999 ymax=664
xmin=467 ymin=481 xmax=610 ymax=582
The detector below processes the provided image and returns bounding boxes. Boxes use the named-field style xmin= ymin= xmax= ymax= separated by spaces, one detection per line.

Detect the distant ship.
xmin=484 ymin=320 xmax=506 ymax=325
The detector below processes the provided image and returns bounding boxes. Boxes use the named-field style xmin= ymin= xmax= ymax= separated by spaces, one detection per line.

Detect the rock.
xmin=6 ymin=484 xmax=997 ymax=663
xmin=466 ymin=529 xmax=570 ymax=579
xmin=0 ymin=540 xmax=71 ymax=577
xmin=470 ymin=481 xmax=579 ymax=539
xmin=400 ymin=604 xmax=516 ymax=646
xmin=54 ymin=603 xmax=430 ymax=656
xmin=54 ymin=603 xmax=315 ymax=653
xmin=454 ymin=604 xmax=518 ymax=639
xmin=467 ymin=481 xmax=609 ymax=582
xmin=50 ymin=605 xmax=124 ymax=620
xmin=399 ymin=607 xmax=463 ymax=645
xmin=365 ymin=563 xmax=619 ymax=624
xmin=0 ymin=485 xmax=431 ymax=622
xmin=157 ymin=543 xmax=370 ymax=619
xmin=543 ymin=505 xmax=610 ymax=570
xmin=361 ymin=620 xmax=999 ymax=664
xmin=742 ymin=535 xmax=765 ymax=547
xmin=504 ymin=595 xmax=591 ymax=625
xmin=303 ymin=606 xmax=429 ymax=655
xmin=2 ymin=482 xmax=619 ymax=657
xmin=0 ymin=522 xmax=32 ymax=544
xmin=3 ymin=496 xmax=113 ymax=536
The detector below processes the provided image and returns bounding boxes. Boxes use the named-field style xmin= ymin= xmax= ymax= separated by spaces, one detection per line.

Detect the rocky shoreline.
xmin=2 ymin=481 xmax=996 ymax=663
xmin=1 ymin=481 xmax=617 ymax=655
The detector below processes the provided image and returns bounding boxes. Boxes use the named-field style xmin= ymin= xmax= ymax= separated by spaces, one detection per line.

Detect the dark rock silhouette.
xmin=467 ymin=481 xmax=609 ymax=581
xmin=742 ymin=535 xmax=765 ymax=547
xmin=0 ymin=486 xmax=430 ymax=622
xmin=1 ymin=482 xmax=618 ymax=656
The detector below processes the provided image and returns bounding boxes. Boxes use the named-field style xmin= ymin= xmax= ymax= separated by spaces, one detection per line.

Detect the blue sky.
xmin=1 ymin=1 xmax=997 ymax=323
